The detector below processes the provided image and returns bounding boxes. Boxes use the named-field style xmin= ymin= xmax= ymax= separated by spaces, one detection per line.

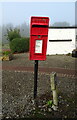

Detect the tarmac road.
xmin=1 ymin=65 xmax=77 ymax=78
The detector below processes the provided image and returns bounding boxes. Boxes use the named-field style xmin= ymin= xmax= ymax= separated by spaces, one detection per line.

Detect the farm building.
xmin=47 ymin=27 xmax=77 ymax=55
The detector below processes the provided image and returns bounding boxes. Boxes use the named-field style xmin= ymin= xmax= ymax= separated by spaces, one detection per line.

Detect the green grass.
xmin=0 ymin=43 xmax=10 ymax=55
xmin=3 ymin=50 xmax=12 ymax=55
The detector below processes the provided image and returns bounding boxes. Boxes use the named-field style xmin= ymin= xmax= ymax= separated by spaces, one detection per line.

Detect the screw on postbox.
xmin=29 ymin=16 xmax=49 ymax=60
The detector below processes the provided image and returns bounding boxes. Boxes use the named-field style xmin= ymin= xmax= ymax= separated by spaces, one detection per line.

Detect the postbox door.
xmin=30 ymin=35 xmax=48 ymax=60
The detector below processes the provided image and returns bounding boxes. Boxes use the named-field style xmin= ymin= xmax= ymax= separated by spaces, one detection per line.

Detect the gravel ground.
xmin=2 ymin=70 xmax=76 ymax=119
xmin=2 ymin=53 xmax=76 ymax=70
xmin=2 ymin=53 xmax=77 ymax=119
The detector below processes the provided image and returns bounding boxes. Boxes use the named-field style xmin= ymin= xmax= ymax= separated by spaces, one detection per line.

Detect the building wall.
xmin=76 ymin=29 xmax=77 ymax=48
xmin=47 ymin=28 xmax=76 ymax=55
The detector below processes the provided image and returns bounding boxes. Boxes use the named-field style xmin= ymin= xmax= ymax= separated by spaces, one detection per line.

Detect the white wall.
xmin=47 ymin=28 xmax=76 ymax=55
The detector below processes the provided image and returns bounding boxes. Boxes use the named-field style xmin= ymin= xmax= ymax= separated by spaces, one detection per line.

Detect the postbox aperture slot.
xmin=32 ymin=25 xmax=48 ymax=28
xmin=35 ymin=40 xmax=43 ymax=54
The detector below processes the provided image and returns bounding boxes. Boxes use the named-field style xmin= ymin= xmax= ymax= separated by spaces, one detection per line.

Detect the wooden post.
xmin=50 ymin=72 xmax=58 ymax=110
xmin=52 ymin=90 xmax=58 ymax=106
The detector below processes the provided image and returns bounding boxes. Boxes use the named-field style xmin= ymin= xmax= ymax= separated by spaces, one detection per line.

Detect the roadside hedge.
xmin=10 ymin=37 xmax=29 ymax=53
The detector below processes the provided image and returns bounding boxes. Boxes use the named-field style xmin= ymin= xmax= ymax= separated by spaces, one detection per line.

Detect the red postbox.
xmin=29 ymin=16 xmax=49 ymax=60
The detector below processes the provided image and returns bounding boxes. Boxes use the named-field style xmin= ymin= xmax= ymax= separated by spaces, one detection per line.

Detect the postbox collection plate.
xmin=35 ymin=40 xmax=43 ymax=54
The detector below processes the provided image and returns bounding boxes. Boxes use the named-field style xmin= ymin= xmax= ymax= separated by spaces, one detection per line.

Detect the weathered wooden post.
xmin=50 ymin=72 xmax=58 ymax=110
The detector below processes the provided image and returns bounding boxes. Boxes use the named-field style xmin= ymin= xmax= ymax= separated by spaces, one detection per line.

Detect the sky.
xmin=1 ymin=2 xmax=75 ymax=26
xmin=75 ymin=1 xmax=77 ymax=25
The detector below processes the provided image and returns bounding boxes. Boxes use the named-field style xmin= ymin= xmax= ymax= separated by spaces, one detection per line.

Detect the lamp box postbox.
xmin=29 ymin=16 xmax=49 ymax=60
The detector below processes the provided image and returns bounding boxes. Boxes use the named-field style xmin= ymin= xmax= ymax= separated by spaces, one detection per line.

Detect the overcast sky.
xmin=1 ymin=2 xmax=75 ymax=26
